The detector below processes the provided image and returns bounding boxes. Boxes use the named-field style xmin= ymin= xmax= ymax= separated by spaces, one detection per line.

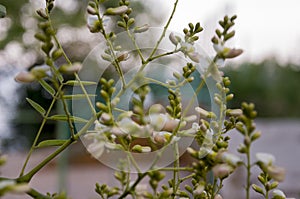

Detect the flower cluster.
xmin=85 ymin=102 xmax=201 ymax=158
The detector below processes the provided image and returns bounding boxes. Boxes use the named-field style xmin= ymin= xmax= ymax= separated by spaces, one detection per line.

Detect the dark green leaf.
xmin=64 ymin=80 xmax=97 ymax=86
xmin=63 ymin=94 xmax=96 ymax=100
xmin=26 ymin=98 xmax=46 ymax=116
xmin=36 ymin=139 xmax=68 ymax=148
xmin=48 ymin=115 xmax=88 ymax=123
xmin=39 ymin=79 xmax=55 ymax=96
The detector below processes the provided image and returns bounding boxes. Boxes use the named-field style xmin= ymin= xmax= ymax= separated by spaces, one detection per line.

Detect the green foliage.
xmin=225 ymin=60 xmax=300 ymax=117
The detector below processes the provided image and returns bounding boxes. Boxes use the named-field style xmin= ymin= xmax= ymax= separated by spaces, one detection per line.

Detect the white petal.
xmin=256 ymin=152 xmax=275 ymax=166
xmin=272 ymin=189 xmax=286 ymax=197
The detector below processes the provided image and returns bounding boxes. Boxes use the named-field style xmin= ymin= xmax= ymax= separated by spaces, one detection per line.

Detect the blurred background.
xmin=0 ymin=0 xmax=299 ymax=198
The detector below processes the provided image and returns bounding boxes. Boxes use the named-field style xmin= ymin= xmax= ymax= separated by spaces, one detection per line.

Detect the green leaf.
xmin=39 ymin=79 xmax=56 ymax=96
xmin=0 ymin=4 xmax=6 ymax=18
xmin=36 ymin=139 xmax=68 ymax=148
xmin=63 ymin=94 xmax=96 ymax=100
xmin=48 ymin=115 xmax=88 ymax=123
xmin=26 ymin=98 xmax=46 ymax=116
xmin=64 ymin=80 xmax=97 ymax=86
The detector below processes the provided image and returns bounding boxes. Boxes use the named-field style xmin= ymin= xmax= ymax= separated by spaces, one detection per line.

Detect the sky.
xmin=161 ymin=0 xmax=300 ymax=64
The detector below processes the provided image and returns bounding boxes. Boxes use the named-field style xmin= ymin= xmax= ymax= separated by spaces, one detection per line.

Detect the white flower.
xmin=179 ymin=42 xmax=201 ymax=63
xmin=212 ymin=164 xmax=234 ymax=179
xmin=169 ymin=32 xmax=181 ymax=46
xmin=214 ymin=194 xmax=223 ymax=199
xmin=267 ymin=165 xmax=286 ymax=182
xmin=219 ymin=151 xmax=242 ymax=167
xmin=193 ymin=183 xmax=204 ymax=196
xmin=272 ymin=189 xmax=286 ymax=198
xmin=118 ymin=118 xmax=152 ymax=137
xmin=256 ymin=152 xmax=275 ymax=166
xmin=162 ymin=116 xmax=180 ymax=132
xmin=85 ymin=136 xmax=105 ymax=158
xmin=179 ymin=122 xmax=199 ymax=135
xmin=135 ymin=183 xmax=148 ymax=198
xmin=213 ymin=43 xmax=225 ymax=53
xmin=0 ymin=180 xmax=30 ymax=195
xmin=147 ymin=113 xmax=167 ymax=131
xmin=195 ymin=107 xmax=216 ymax=119
xmin=152 ymin=131 xmax=179 ymax=144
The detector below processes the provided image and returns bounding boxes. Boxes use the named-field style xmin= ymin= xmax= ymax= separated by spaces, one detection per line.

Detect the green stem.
xmin=118 ymin=172 xmax=148 ymax=199
xmin=60 ymin=91 xmax=75 ymax=138
xmin=147 ymin=49 xmax=179 ymax=62
xmin=245 ymin=135 xmax=251 ymax=199
xmin=159 ymin=167 xmax=193 ymax=172
xmin=126 ymin=28 xmax=145 ymax=63
xmin=182 ymin=79 xmax=205 ymax=117
xmin=75 ymin=73 xmax=97 ymax=117
xmin=172 ymin=142 xmax=180 ymax=198
xmin=16 ymin=117 xmax=96 ymax=183
xmin=27 ymin=188 xmax=52 ymax=199
xmin=19 ymin=85 xmax=62 ymax=177
xmin=180 ymin=173 xmax=195 ymax=183
xmin=147 ymin=0 xmax=179 ymax=60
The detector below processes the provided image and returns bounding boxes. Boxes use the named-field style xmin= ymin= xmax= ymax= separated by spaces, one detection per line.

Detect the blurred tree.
xmin=225 ymin=59 xmax=300 ymax=117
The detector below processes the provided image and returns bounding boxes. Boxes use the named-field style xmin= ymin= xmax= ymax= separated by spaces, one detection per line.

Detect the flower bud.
xmin=218 ymin=151 xmax=242 ymax=166
xmin=100 ymin=112 xmax=112 ymax=123
xmin=14 ymin=71 xmax=36 ymax=83
xmin=187 ymin=52 xmax=200 ymax=63
xmin=134 ymin=24 xmax=149 ymax=33
xmin=36 ymin=8 xmax=48 ymax=20
xmin=30 ymin=65 xmax=50 ymax=79
xmin=214 ymin=194 xmax=223 ymax=199
xmin=256 ymin=152 xmax=275 ymax=166
xmin=193 ymin=183 xmax=204 ymax=196
xmin=169 ymin=32 xmax=181 ymax=45
xmin=105 ymin=6 xmax=128 ymax=15
xmin=252 ymin=184 xmax=264 ymax=195
xmin=251 ymin=131 xmax=261 ymax=141
xmin=87 ymin=5 xmax=97 ymax=15
xmin=267 ymin=165 xmax=286 ymax=182
xmin=212 ymin=164 xmax=233 ymax=179
xmin=59 ymin=62 xmax=82 ymax=74
xmin=132 ymin=145 xmax=151 ymax=153
xmin=272 ymin=189 xmax=286 ymax=199
xmin=116 ymin=51 xmax=129 ymax=62
xmin=195 ymin=107 xmax=209 ymax=118
xmin=224 ymin=48 xmax=243 ymax=59
xmin=226 ymin=109 xmax=243 ymax=117
xmin=186 ymin=147 xmax=198 ymax=158
xmin=162 ymin=118 xmax=180 ymax=132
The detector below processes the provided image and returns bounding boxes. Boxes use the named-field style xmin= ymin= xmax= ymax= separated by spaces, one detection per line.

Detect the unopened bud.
xmin=226 ymin=109 xmax=243 ymax=117
xmin=59 ymin=62 xmax=82 ymax=74
xmin=252 ymin=184 xmax=264 ymax=195
xmin=105 ymin=6 xmax=128 ymax=15
xmin=36 ymin=8 xmax=48 ymax=20
xmin=132 ymin=145 xmax=151 ymax=153
xmin=87 ymin=6 xmax=97 ymax=15
xmin=187 ymin=52 xmax=200 ymax=63
xmin=169 ymin=32 xmax=181 ymax=45
xmin=134 ymin=24 xmax=149 ymax=33
xmin=14 ymin=71 xmax=36 ymax=83
xmin=224 ymin=48 xmax=243 ymax=59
